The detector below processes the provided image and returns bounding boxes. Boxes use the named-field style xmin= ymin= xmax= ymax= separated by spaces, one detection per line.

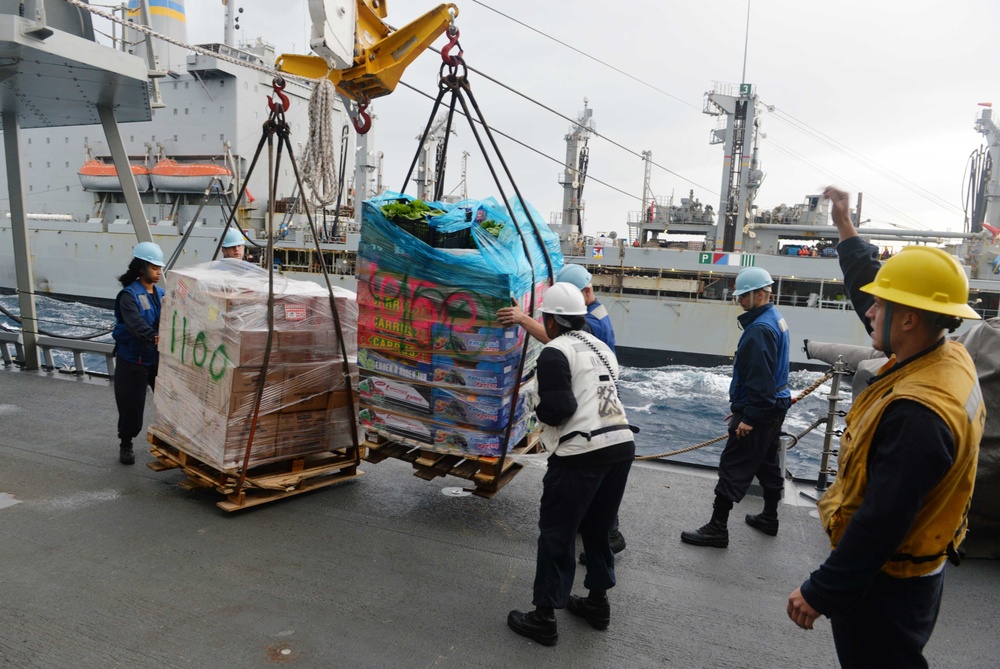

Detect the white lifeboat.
xmin=151 ymin=158 xmax=233 ymax=193
xmin=77 ymin=159 xmax=151 ymax=192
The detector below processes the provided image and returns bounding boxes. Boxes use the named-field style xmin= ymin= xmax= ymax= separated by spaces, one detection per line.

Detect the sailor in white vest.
xmin=507 ymin=283 xmax=637 ymax=647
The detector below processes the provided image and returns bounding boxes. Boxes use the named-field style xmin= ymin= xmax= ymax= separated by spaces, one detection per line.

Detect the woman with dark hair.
xmin=112 ymin=242 xmax=165 ymax=465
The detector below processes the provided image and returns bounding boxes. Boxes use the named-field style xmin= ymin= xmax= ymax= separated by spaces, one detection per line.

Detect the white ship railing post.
xmin=816 ymin=357 xmax=847 ymax=491
xmin=2 ymin=110 xmax=40 ymax=370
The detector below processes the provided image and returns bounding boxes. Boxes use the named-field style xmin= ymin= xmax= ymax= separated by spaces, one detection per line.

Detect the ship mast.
xmin=554 ymin=99 xmax=595 ymax=255
xmin=974 ymin=105 xmax=1000 ymax=232
xmin=703 ymin=83 xmax=762 ymax=253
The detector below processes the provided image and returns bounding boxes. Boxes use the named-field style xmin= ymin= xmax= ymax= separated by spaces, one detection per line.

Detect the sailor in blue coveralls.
xmin=681 ymin=266 xmax=792 ymax=548
xmin=112 ymin=242 xmax=165 ymax=465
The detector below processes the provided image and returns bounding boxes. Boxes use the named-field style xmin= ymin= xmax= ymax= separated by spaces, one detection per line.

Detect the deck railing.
xmin=0 ymin=332 xmax=114 ymax=378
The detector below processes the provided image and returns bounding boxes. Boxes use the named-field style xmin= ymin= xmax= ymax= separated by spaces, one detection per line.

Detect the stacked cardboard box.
xmin=152 ymin=260 xmax=358 ymax=471
xmin=356 ymin=195 xmax=555 ymax=457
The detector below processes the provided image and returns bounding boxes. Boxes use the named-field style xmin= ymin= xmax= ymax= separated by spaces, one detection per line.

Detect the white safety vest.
xmin=540 ymin=331 xmax=633 ymax=456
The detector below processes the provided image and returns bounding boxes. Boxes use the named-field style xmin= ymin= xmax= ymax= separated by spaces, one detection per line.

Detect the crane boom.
xmin=276 ymin=1 xmax=458 ymax=104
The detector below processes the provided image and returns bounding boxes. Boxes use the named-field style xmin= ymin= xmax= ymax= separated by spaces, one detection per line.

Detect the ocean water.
xmin=1 ymin=294 xmax=845 ymax=480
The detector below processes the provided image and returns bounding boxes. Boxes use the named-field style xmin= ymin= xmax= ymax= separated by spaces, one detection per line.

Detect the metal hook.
xmin=441 ymin=28 xmax=462 ymax=67
xmin=267 ymin=77 xmax=290 ymax=114
xmin=352 ymin=97 xmax=372 ymax=134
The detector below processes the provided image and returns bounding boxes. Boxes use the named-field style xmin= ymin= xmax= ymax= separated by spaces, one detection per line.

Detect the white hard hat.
xmin=539 ymin=282 xmax=588 ymax=316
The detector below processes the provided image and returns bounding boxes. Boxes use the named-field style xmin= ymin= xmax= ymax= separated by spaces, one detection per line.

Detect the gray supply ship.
xmin=1 ymin=1 xmax=999 ymax=372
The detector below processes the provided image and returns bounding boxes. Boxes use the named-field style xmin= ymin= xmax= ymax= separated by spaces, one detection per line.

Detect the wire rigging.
xmin=398 ymin=81 xmax=642 ymax=202
xmin=766 ymin=138 xmax=931 ymax=230
xmin=469 ymin=0 xmax=699 ymax=111
xmin=765 ymin=107 xmax=962 ymax=216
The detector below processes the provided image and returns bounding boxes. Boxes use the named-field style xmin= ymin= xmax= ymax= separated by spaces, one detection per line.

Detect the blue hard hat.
xmin=732 ymin=266 xmax=773 ymax=297
xmin=132 ymin=241 xmax=164 ymax=267
xmin=556 ymin=264 xmax=592 ymax=290
xmin=222 ymin=228 xmax=246 ymax=248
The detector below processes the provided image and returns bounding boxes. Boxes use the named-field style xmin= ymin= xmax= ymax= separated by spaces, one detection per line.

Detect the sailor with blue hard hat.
xmin=682 ymin=263 xmax=791 ymax=549
xmin=221 ymin=227 xmax=247 ymax=260
xmin=111 ymin=241 xmax=166 ymax=465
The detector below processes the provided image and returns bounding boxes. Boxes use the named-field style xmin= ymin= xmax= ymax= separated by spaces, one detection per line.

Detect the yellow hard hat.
xmin=861 ymin=246 xmax=980 ymax=320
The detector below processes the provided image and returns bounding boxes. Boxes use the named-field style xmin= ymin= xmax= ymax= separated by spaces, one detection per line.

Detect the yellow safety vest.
xmin=818 ymin=341 xmax=984 ymax=577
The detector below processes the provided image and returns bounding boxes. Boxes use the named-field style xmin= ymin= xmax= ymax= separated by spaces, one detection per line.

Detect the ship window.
xmin=219 ymin=107 xmax=224 ymax=113
xmin=64 ymin=137 xmax=68 ymax=143
xmin=65 ymin=162 xmax=69 ymax=168
xmin=184 ymin=82 xmax=189 ymax=89
xmin=184 ymin=108 xmax=189 ymax=115
xmin=46 ymin=162 xmax=50 ymax=168
xmin=46 ymin=137 xmax=50 ymax=144
xmin=220 ymin=134 xmax=224 ymax=141
xmin=202 ymin=107 xmax=206 ymax=114
xmin=173 ymin=109 xmax=178 ymax=115
xmin=220 ymin=81 xmax=225 ymax=88
xmin=28 ymin=162 xmax=31 ymax=167
xmin=28 ymin=185 xmax=32 ymax=191
xmin=244 ymin=82 xmax=248 ymax=90
xmin=27 ymin=138 xmax=31 ymax=144
xmin=173 ymin=82 xmax=178 ymax=90
xmin=173 ymin=135 xmax=178 ymax=142
xmin=66 ymin=186 xmax=70 ymax=192
xmin=255 ymin=112 xmax=258 ymax=120
xmin=254 ymin=85 xmax=259 ymax=92
xmin=129 ymin=135 xmax=134 ymax=142
xmin=202 ymin=134 xmax=206 ymax=141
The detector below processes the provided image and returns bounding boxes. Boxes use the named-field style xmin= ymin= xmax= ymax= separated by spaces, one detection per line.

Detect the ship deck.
xmin=2 ymin=367 xmax=998 ymax=668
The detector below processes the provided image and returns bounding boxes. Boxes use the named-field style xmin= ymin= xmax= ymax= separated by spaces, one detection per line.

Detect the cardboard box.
xmin=358 ymin=373 xmax=433 ymax=415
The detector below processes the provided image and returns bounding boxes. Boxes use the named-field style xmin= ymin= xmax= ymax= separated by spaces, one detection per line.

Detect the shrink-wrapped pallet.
xmin=152 ymin=260 xmax=358 ymax=470
xmin=356 ymin=193 xmax=563 ymax=456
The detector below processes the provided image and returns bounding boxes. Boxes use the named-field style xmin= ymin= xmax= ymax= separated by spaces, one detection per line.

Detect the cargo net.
xmin=152 ymin=260 xmax=359 ymax=471
xmin=357 ymin=191 xmax=563 ymax=457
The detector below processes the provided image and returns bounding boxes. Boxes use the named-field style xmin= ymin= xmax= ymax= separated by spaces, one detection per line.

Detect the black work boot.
xmin=119 ymin=441 xmax=135 ymax=465
xmin=745 ymin=512 xmax=779 ymax=536
xmin=681 ymin=496 xmax=731 ymax=547
xmin=567 ymin=594 xmax=611 ymax=630
xmin=507 ymin=608 xmax=557 ymax=646
xmin=680 ymin=520 xmax=729 ymax=547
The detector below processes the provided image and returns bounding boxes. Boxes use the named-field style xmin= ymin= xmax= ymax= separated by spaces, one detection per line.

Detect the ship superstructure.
xmin=0 ymin=0 xmax=358 ymax=305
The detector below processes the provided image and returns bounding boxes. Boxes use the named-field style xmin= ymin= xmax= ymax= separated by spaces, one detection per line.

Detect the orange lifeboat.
xmin=77 ymin=159 xmax=151 ymax=192
xmin=151 ymin=158 xmax=233 ymax=193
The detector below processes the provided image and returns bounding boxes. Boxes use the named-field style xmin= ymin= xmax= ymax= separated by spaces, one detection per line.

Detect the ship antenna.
xmin=741 ymin=0 xmax=751 ymax=85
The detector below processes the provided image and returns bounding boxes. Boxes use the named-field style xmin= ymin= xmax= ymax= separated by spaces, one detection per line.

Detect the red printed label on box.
xmin=285 ymin=304 xmax=307 ymax=321
xmin=175 ymin=280 xmax=189 ymax=300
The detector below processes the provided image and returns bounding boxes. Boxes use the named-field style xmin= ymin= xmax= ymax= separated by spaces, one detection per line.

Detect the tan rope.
xmin=635 ymin=370 xmax=835 ymax=462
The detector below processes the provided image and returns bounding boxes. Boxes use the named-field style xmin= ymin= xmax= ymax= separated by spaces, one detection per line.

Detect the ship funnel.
xmin=126 ymin=0 xmax=190 ymax=73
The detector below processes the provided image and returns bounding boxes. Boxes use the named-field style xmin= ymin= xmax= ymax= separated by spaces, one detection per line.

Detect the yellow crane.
xmin=276 ymin=1 xmax=459 ymax=132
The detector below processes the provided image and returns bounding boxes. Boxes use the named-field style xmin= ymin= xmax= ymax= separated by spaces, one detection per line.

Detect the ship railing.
xmin=0 ymin=332 xmax=115 ymax=378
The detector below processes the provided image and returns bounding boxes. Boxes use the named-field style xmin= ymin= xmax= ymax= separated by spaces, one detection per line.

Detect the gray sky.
xmin=185 ymin=0 xmax=1000 ymax=237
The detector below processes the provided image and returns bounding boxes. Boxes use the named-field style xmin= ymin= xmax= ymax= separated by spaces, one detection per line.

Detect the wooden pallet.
xmin=146 ymin=427 xmax=364 ymax=512
xmin=362 ymin=428 xmax=542 ymax=498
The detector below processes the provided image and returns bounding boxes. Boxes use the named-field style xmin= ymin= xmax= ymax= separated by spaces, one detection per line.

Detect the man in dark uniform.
xmin=787 ymin=187 xmax=985 ymax=668
xmin=680 ymin=266 xmax=791 ymax=548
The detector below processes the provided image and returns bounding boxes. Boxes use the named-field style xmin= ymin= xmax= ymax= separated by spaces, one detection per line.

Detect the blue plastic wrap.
xmin=361 ymin=191 xmax=563 ymax=300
